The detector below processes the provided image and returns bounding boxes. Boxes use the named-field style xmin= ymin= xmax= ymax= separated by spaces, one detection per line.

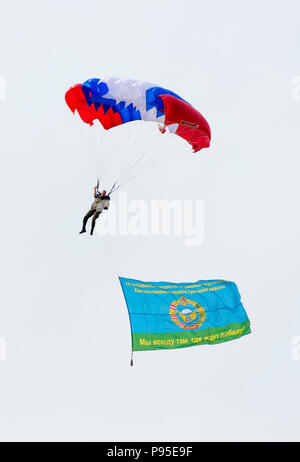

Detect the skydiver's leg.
xmin=79 ymin=209 xmax=95 ymax=234
xmin=90 ymin=212 xmax=101 ymax=235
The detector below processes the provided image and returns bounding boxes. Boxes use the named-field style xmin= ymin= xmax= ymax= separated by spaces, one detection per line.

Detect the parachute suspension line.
xmin=74 ymin=112 xmax=98 ymax=182
xmin=114 ymin=125 xmax=175 ymax=190
xmin=76 ymin=114 xmax=191 ymax=196
xmin=108 ymin=124 xmax=147 ymax=194
xmin=93 ymin=119 xmax=186 ymax=195
xmin=113 ymin=122 xmax=138 ymax=187
xmin=112 ymin=132 xmax=191 ymax=192
xmin=123 ymin=129 xmax=161 ymax=178
xmin=108 ymin=180 xmax=117 ymax=196
xmin=108 ymin=129 xmax=190 ymax=194
xmin=97 ymin=125 xmax=114 ymax=185
xmin=117 ymin=121 xmax=145 ymax=178
xmin=101 ymin=126 xmax=113 ymax=177
xmin=114 ymin=121 xmax=154 ymax=189
xmin=94 ymin=122 xmax=103 ymax=184
xmin=108 ymin=127 xmax=129 ymax=182
xmin=124 ymin=123 xmax=173 ymax=176
xmin=113 ymin=123 xmax=161 ymax=190
xmin=97 ymin=121 xmax=127 ymax=192
xmin=113 ymin=131 xmax=131 ymax=184
xmin=98 ymin=124 xmax=110 ymax=182
xmin=88 ymin=123 xmax=103 ymax=186
xmin=91 ymin=126 xmax=99 ymax=181
xmin=97 ymin=121 xmax=104 ymax=170
xmin=109 ymin=182 xmax=122 ymax=195
xmin=104 ymin=126 xmax=115 ymax=166
xmin=97 ymin=126 xmax=113 ymax=188
xmin=112 ymin=149 xmax=187 ymax=193
xmin=94 ymin=124 xmax=107 ymax=187
xmin=122 ymin=122 xmax=160 ymax=174
xmin=98 ymin=125 xmax=127 ymax=192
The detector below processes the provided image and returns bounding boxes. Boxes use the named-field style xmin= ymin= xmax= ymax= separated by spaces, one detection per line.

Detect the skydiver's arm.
xmin=94 ymin=186 xmax=98 ymax=198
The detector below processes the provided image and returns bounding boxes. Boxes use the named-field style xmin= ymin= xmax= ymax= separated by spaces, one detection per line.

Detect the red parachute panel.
xmin=160 ymin=94 xmax=211 ymax=152
xmin=65 ymin=84 xmax=122 ymax=129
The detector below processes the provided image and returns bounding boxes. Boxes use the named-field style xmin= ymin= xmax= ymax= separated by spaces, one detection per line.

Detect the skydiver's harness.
xmin=92 ymin=193 xmax=111 ymax=212
xmin=93 ymin=182 xmax=111 ymax=210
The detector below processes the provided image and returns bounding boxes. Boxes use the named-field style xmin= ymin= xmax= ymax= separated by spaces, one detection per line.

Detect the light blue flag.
xmin=119 ymin=277 xmax=251 ymax=351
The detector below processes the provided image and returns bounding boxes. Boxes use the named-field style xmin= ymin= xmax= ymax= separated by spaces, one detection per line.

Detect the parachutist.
xmin=79 ymin=187 xmax=110 ymax=236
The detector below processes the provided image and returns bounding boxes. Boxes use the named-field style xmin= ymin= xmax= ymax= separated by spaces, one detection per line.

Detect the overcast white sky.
xmin=0 ymin=0 xmax=299 ymax=442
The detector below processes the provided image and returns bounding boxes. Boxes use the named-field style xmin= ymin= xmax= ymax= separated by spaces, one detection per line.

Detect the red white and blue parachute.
xmin=65 ymin=77 xmax=211 ymax=191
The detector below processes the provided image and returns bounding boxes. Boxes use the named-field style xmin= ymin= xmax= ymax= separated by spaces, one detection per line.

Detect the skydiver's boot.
xmin=90 ymin=212 xmax=100 ymax=235
xmin=79 ymin=209 xmax=95 ymax=234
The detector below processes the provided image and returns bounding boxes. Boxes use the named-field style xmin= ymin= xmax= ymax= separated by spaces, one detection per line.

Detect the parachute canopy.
xmin=65 ymin=77 xmax=211 ymax=153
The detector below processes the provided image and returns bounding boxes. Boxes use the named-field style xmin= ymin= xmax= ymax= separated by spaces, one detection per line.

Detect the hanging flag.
xmin=119 ymin=277 xmax=250 ymax=352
